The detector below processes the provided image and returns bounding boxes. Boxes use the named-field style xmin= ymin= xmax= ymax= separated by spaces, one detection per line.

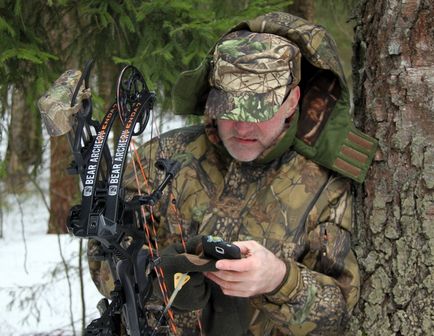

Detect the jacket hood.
xmin=172 ymin=12 xmax=378 ymax=183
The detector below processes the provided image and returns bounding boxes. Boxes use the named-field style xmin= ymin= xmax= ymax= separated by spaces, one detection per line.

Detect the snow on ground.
xmin=0 ymin=186 xmax=102 ymax=336
xmin=0 ymin=113 xmax=186 ymax=335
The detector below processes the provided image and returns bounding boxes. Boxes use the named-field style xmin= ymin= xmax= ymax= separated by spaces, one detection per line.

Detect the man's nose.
xmin=234 ymin=121 xmax=255 ymax=134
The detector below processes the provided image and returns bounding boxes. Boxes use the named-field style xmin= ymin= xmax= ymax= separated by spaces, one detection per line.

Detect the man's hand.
xmin=204 ymin=240 xmax=286 ymax=297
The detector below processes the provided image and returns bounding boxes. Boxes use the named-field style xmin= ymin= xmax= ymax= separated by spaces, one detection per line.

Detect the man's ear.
xmin=282 ymin=86 xmax=300 ymax=119
xmin=288 ymin=86 xmax=300 ymax=110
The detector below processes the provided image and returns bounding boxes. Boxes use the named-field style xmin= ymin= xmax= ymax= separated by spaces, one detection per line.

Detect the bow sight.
xmin=38 ymin=61 xmax=181 ymax=335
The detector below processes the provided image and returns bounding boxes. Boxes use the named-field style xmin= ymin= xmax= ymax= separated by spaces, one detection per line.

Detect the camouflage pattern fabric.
xmin=206 ymin=30 xmax=301 ymax=122
xmin=172 ymin=11 xmax=347 ymax=118
xmin=87 ymin=239 xmax=115 ymax=298
xmin=172 ymin=11 xmax=378 ymax=183
xmin=86 ymin=11 xmax=366 ymax=336
xmin=246 ymin=13 xmax=345 ymax=81
xmin=89 ymin=124 xmax=360 ymax=336
xmin=37 ymin=69 xmax=90 ymax=136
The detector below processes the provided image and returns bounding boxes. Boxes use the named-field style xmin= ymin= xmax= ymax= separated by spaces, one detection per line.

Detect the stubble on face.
xmin=216 ymin=87 xmax=300 ymax=162
xmin=217 ymin=120 xmax=269 ymax=161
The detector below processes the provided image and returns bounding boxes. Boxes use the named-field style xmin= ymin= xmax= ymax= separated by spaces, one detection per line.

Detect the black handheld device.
xmin=202 ymin=235 xmax=241 ymax=260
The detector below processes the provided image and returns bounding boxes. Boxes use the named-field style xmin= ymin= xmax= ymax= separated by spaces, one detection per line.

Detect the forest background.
xmin=0 ymin=0 xmax=433 ymax=335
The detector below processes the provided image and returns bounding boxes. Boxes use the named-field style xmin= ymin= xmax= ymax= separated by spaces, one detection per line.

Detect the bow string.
xmin=40 ymin=61 xmax=190 ymax=335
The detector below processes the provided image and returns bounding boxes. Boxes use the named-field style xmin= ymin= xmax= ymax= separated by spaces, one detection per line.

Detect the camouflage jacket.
xmin=87 ymin=11 xmax=369 ymax=336
xmin=89 ymin=124 xmax=359 ymax=336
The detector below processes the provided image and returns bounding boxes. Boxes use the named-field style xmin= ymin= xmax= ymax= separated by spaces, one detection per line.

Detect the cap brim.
xmin=205 ymin=87 xmax=287 ymax=122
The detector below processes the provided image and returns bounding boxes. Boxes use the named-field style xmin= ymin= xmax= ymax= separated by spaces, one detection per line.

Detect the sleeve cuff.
xmin=265 ymin=259 xmax=300 ymax=305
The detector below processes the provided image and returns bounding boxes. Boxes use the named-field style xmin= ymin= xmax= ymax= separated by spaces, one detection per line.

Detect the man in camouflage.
xmin=89 ymin=12 xmax=377 ymax=336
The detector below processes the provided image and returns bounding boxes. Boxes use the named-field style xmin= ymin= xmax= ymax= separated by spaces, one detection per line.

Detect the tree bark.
xmin=97 ymin=60 xmax=121 ymax=143
xmin=349 ymin=0 xmax=434 ymax=335
xmin=5 ymin=86 xmax=42 ymax=191
xmin=47 ymin=136 xmax=78 ymax=233
xmin=47 ymin=11 xmax=80 ymax=234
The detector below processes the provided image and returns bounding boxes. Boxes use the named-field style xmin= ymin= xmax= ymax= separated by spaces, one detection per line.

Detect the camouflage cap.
xmin=205 ymin=30 xmax=301 ymax=122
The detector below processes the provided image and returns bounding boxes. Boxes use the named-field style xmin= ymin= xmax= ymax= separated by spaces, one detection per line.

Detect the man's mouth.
xmin=234 ymin=137 xmax=257 ymax=143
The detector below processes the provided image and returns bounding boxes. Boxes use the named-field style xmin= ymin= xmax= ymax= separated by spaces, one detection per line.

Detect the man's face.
xmin=217 ymin=87 xmax=300 ymax=162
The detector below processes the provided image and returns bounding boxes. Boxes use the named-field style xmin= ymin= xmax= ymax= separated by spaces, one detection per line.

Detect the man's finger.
xmin=207 ymin=269 xmax=252 ymax=282
xmin=205 ymin=272 xmax=247 ymax=293
xmin=233 ymin=240 xmax=260 ymax=256
xmin=216 ymin=258 xmax=252 ymax=272
xmin=233 ymin=242 xmax=250 ymax=255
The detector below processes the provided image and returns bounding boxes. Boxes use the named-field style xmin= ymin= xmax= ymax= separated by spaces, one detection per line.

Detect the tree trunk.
xmin=288 ymin=0 xmax=315 ymax=22
xmin=97 ymin=60 xmax=118 ymax=112
xmin=47 ymin=12 xmax=80 ymax=234
xmin=97 ymin=60 xmax=121 ymax=143
xmin=349 ymin=0 xmax=434 ymax=335
xmin=47 ymin=136 xmax=78 ymax=233
xmin=5 ymin=85 xmax=42 ymax=191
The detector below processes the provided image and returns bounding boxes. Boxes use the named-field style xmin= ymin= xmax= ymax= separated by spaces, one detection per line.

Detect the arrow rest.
xmin=126 ymin=159 xmax=182 ymax=209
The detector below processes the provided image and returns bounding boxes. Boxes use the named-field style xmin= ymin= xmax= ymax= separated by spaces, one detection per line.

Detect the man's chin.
xmin=226 ymin=148 xmax=261 ymax=162
xmin=221 ymin=139 xmax=264 ymax=161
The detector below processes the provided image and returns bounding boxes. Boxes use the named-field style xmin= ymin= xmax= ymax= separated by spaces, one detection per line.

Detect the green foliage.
xmin=0 ymin=47 xmax=57 ymax=64
xmin=0 ymin=0 xmax=291 ymax=176
xmin=0 ymin=16 xmax=15 ymax=37
xmin=0 ymin=3 xmax=57 ymax=115
xmin=314 ymin=0 xmax=357 ymax=87
xmin=0 ymin=0 xmax=290 ymax=111
xmin=114 ymin=0 xmax=290 ymax=108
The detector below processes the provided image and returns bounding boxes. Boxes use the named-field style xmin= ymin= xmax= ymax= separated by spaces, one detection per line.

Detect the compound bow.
xmin=38 ymin=60 xmax=181 ymax=336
